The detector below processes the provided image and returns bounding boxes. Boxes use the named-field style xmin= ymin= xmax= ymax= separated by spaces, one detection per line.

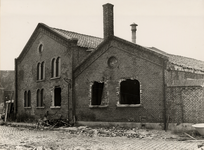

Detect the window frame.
xmin=50 ymin=86 xmax=61 ymax=108
xmin=24 ymin=90 xmax=31 ymax=108
xmin=51 ymin=57 xmax=61 ymax=79
xmin=89 ymin=81 xmax=109 ymax=108
xmin=116 ymin=78 xmax=142 ymax=108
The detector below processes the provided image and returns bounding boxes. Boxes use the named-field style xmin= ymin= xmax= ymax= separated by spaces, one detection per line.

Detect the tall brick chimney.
xmin=130 ymin=23 xmax=138 ymax=44
xmin=103 ymin=3 xmax=114 ymax=39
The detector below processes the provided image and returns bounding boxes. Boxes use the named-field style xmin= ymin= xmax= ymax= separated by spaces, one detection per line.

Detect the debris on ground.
xmin=2 ymin=119 xmax=204 ymax=141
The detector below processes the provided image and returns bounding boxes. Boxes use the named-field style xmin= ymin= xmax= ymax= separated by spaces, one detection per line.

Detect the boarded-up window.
xmin=120 ymin=79 xmax=140 ymax=104
xmin=91 ymin=82 xmax=104 ymax=105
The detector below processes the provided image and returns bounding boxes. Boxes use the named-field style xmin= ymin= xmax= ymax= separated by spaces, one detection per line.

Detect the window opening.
xmin=120 ymin=79 xmax=140 ymax=104
xmin=24 ymin=91 xmax=27 ymax=107
xmin=54 ymin=87 xmax=61 ymax=106
xmin=56 ymin=57 xmax=60 ymax=77
xmin=40 ymin=89 xmax=44 ymax=107
xmin=91 ymin=82 xmax=104 ymax=105
xmin=39 ymin=44 xmax=43 ymax=53
xmin=37 ymin=89 xmax=40 ymax=107
xmin=51 ymin=58 xmax=55 ymax=78
xmin=41 ymin=62 xmax=44 ymax=80
xmin=28 ymin=90 xmax=31 ymax=107
xmin=37 ymin=63 xmax=40 ymax=80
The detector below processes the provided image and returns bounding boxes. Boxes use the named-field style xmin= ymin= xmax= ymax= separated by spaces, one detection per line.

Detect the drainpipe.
xmin=163 ymin=60 xmax=167 ymax=131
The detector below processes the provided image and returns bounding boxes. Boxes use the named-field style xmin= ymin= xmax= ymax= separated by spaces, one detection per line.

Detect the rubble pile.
xmin=57 ymin=126 xmax=171 ymax=140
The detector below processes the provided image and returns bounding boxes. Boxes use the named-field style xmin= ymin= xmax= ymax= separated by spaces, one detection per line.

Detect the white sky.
xmin=1 ymin=0 xmax=204 ymax=70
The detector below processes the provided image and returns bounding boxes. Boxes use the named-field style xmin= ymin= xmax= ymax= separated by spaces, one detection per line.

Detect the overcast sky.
xmin=1 ymin=0 xmax=204 ymax=70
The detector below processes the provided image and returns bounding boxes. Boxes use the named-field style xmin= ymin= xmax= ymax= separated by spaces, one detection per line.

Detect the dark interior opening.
xmin=120 ymin=79 xmax=140 ymax=104
xmin=28 ymin=90 xmax=31 ymax=107
xmin=37 ymin=89 xmax=40 ymax=107
xmin=41 ymin=62 xmax=44 ymax=79
xmin=54 ymin=87 xmax=61 ymax=106
xmin=91 ymin=82 xmax=104 ymax=105
xmin=24 ymin=91 xmax=27 ymax=107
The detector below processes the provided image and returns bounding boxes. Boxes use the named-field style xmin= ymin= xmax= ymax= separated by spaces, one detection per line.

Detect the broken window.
xmin=91 ymin=82 xmax=104 ymax=105
xmin=54 ymin=87 xmax=61 ymax=106
xmin=120 ymin=79 xmax=140 ymax=104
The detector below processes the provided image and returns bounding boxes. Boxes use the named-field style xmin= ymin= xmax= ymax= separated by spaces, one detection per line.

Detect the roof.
xmin=147 ymin=47 xmax=204 ymax=72
xmin=50 ymin=25 xmax=204 ymax=72
xmin=52 ymin=28 xmax=103 ymax=49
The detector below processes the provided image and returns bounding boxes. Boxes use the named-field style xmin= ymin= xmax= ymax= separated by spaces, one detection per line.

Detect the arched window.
xmin=37 ymin=63 xmax=40 ymax=80
xmin=40 ymin=89 xmax=44 ymax=107
xmin=37 ymin=89 xmax=40 ymax=107
xmin=38 ymin=44 xmax=43 ymax=53
xmin=120 ymin=79 xmax=140 ymax=104
xmin=41 ymin=61 xmax=44 ymax=80
xmin=28 ymin=90 xmax=31 ymax=107
xmin=56 ymin=57 xmax=61 ymax=77
xmin=24 ymin=91 xmax=27 ymax=107
xmin=51 ymin=58 xmax=55 ymax=78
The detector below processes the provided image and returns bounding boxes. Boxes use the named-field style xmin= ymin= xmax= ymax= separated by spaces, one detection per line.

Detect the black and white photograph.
xmin=1 ymin=0 xmax=204 ymax=149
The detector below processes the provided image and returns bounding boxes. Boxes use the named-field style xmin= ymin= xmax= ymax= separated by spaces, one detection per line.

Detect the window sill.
xmin=89 ymin=105 xmax=108 ymax=108
xmin=116 ymin=104 xmax=141 ymax=107
xmin=51 ymin=76 xmax=61 ymax=80
xmin=50 ymin=106 xmax=61 ymax=109
xmin=36 ymin=107 xmax=45 ymax=109
xmin=37 ymin=79 xmax=45 ymax=82
xmin=24 ymin=107 xmax=31 ymax=109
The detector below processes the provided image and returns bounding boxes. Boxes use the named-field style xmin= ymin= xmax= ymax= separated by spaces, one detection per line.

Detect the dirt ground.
xmin=0 ymin=124 xmax=204 ymax=150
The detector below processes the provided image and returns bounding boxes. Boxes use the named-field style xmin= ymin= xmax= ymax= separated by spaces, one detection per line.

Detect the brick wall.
xmin=74 ymin=39 xmax=165 ymax=123
xmin=166 ymin=70 xmax=204 ymax=85
xmin=166 ymin=86 xmax=204 ymax=123
xmin=16 ymin=29 xmax=73 ymax=120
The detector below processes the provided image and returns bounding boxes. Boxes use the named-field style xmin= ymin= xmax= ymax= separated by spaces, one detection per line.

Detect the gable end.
xmin=16 ymin=23 xmax=78 ymax=64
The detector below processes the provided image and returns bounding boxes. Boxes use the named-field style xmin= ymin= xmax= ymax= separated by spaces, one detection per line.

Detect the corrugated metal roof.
xmin=52 ymin=28 xmax=103 ymax=49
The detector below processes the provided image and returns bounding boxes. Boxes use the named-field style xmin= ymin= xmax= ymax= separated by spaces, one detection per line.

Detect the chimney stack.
xmin=103 ymin=3 xmax=114 ymax=39
xmin=130 ymin=23 xmax=138 ymax=44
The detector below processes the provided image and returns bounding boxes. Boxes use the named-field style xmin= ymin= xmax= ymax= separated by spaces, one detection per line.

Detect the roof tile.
xmin=51 ymin=26 xmax=204 ymax=72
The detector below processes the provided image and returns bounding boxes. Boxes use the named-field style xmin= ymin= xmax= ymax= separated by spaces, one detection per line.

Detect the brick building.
xmin=15 ymin=3 xmax=204 ymax=129
xmin=0 ymin=70 xmax=15 ymax=116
